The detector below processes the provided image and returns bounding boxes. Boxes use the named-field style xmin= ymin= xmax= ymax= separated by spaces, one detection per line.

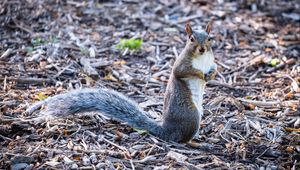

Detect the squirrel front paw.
xmin=204 ymin=68 xmax=217 ymax=81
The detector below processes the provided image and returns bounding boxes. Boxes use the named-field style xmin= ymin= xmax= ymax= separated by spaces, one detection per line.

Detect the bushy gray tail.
xmin=26 ymin=89 xmax=163 ymax=134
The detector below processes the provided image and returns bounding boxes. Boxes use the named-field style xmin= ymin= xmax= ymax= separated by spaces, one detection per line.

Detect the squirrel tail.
xmin=26 ymin=88 xmax=164 ymax=136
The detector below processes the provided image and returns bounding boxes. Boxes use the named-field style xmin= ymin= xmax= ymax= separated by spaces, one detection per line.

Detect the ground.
xmin=0 ymin=0 xmax=300 ymax=169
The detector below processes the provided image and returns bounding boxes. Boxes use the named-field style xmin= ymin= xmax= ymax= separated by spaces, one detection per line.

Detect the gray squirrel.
xmin=26 ymin=22 xmax=217 ymax=143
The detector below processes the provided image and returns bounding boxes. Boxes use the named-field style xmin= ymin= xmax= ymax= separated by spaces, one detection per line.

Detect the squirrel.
xmin=26 ymin=22 xmax=217 ymax=143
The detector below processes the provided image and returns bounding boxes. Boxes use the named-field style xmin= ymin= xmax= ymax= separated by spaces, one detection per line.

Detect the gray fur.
xmin=193 ymin=30 xmax=208 ymax=45
xmin=26 ymin=88 xmax=164 ymax=137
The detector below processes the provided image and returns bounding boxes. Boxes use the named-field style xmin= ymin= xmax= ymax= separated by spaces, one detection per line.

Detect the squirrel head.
xmin=185 ymin=21 xmax=213 ymax=56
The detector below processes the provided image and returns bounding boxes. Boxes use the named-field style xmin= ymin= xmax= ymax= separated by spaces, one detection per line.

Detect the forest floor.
xmin=0 ymin=0 xmax=300 ymax=169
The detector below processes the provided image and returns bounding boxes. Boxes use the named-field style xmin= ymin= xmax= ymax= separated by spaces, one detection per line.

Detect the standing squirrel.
xmin=26 ymin=22 xmax=217 ymax=143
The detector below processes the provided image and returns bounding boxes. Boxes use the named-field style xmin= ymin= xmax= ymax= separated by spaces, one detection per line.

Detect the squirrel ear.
xmin=185 ymin=22 xmax=193 ymax=37
xmin=205 ymin=21 xmax=213 ymax=34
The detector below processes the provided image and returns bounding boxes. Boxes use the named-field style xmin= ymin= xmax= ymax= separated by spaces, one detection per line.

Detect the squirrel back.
xmin=26 ymin=22 xmax=217 ymax=143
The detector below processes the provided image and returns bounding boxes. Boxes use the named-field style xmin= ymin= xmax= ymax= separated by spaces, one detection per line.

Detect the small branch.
xmin=175 ymin=14 xmax=203 ymax=24
xmin=237 ymin=98 xmax=280 ymax=107
xmin=207 ymin=80 xmax=235 ymax=89
xmin=0 ymin=134 xmax=12 ymax=142
xmin=0 ymin=77 xmax=54 ymax=84
xmin=238 ymin=98 xmax=299 ymax=108
xmin=0 ymin=48 xmax=13 ymax=60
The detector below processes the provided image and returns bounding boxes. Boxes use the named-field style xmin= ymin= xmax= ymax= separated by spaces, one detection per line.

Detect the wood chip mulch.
xmin=0 ymin=0 xmax=299 ymax=169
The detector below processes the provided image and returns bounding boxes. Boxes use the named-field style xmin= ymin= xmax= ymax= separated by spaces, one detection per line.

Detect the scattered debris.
xmin=0 ymin=0 xmax=299 ymax=169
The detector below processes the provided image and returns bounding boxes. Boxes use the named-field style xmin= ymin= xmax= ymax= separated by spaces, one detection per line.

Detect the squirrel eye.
xmin=190 ymin=36 xmax=195 ymax=42
xmin=207 ymin=37 xmax=212 ymax=41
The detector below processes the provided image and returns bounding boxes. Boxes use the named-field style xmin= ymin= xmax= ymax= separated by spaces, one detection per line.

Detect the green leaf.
xmin=27 ymin=47 xmax=34 ymax=54
xmin=269 ymin=59 xmax=280 ymax=67
xmin=133 ymin=128 xmax=148 ymax=135
xmin=80 ymin=48 xmax=89 ymax=55
xmin=245 ymin=96 xmax=252 ymax=99
xmin=116 ymin=39 xmax=143 ymax=51
xmin=51 ymin=37 xmax=59 ymax=44
xmin=37 ymin=93 xmax=48 ymax=101
xmin=31 ymin=38 xmax=46 ymax=47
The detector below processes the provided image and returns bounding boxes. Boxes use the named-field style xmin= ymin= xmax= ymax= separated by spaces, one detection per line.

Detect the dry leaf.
xmin=286 ymin=146 xmax=294 ymax=153
xmin=284 ymin=127 xmax=300 ymax=133
xmin=250 ymin=55 xmax=264 ymax=65
xmin=45 ymin=161 xmax=61 ymax=167
xmin=73 ymin=155 xmax=81 ymax=161
xmin=248 ymin=103 xmax=256 ymax=110
xmin=114 ymin=130 xmax=124 ymax=141
xmin=265 ymin=48 xmax=272 ymax=52
xmin=91 ymin=32 xmax=101 ymax=41
xmin=67 ymin=140 xmax=74 ymax=150
xmin=39 ymin=60 xmax=47 ymax=69
xmin=166 ymin=151 xmax=188 ymax=162
xmin=63 ymin=129 xmax=69 ymax=136
xmin=286 ymin=92 xmax=294 ymax=99
xmin=113 ymin=60 xmax=127 ymax=65
xmin=104 ymin=72 xmax=118 ymax=81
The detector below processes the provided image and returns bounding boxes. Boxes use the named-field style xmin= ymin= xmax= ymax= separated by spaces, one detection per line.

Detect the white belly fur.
xmin=184 ymin=51 xmax=216 ymax=117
